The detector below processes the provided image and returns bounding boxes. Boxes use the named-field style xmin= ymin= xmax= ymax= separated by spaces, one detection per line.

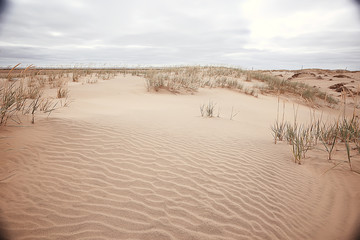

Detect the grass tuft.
xmin=200 ymin=101 xmax=217 ymax=118
xmin=57 ymin=85 xmax=69 ymax=98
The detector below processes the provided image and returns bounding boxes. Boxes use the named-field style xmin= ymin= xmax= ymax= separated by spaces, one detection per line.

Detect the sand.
xmin=1 ymin=74 xmax=360 ymax=240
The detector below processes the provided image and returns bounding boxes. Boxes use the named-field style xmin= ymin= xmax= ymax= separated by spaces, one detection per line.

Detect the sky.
xmin=0 ymin=0 xmax=359 ymax=70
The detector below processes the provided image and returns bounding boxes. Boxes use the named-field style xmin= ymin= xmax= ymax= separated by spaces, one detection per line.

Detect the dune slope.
xmin=1 ymin=75 xmax=359 ymax=240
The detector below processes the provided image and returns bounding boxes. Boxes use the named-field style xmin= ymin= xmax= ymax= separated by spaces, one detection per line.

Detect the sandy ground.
xmin=1 ymin=74 xmax=360 ymax=240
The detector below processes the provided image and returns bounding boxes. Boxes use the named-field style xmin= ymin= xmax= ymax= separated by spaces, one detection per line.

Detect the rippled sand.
xmin=1 ymin=75 xmax=359 ymax=240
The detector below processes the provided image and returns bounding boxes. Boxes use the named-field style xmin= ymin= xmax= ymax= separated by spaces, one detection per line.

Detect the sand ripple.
xmin=0 ymin=118 xmax=358 ymax=240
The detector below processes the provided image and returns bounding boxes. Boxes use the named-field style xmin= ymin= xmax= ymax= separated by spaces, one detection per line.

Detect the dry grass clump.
xmin=0 ymin=81 xmax=45 ymax=125
xmin=0 ymin=64 xmax=71 ymax=125
xmin=272 ymin=116 xmax=328 ymax=165
xmin=26 ymin=78 xmax=43 ymax=99
xmin=1 ymin=66 xmax=122 ymax=95
xmin=145 ymin=67 xmax=201 ymax=93
xmin=200 ymin=101 xmax=217 ymax=118
xmin=143 ymin=66 xmax=335 ymax=105
xmin=69 ymin=69 xmax=118 ymax=83
xmin=72 ymin=71 xmax=80 ymax=82
xmin=251 ymin=71 xmax=338 ymax=105
xmin=48 ymin=75 xmax=64 ymax=88
xmin=57 ymin=84 xmax=69 ymax=98
xmin=244 ymin=88 xmax=258 ymax=97
xmin=271 ymin=99 xmax=359 ymax=172
xmin=0 ymin=82 xmax=20 ymax=125
xmin=286 ymin=123 xmax=317 ymax=164
xmin=319 ymin=122 xmax=339 ymax=160
xmin=199 ymin=102 xmax=243 ymax=120
xmin=86 ymin=78 xmax=98 ymax=84
xmin=144 ymin=66 xmax=258 ymax=96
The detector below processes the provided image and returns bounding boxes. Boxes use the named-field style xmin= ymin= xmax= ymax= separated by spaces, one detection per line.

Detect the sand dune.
xmin=1 ymin=75 xmax=359 ymax=239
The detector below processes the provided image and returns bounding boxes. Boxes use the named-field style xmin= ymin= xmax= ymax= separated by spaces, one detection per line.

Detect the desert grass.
xmin=250 ymin=71 xmax=338 ymax=105
xmin=319 ymin=122 xmax=339 ymax=160
xmin=142 ymin=66 xmax=336 ymax=106
xmin=272 ymin=118 xmax=326 ymax=164
xmin=29 ymin=94 xmax=42 ymax=124
xmin=26 ymin=83 xmax=42 ymax=99
xmin=200 ymin=101 xmax=217 ymax=118
xmin=244 ymin=88 xmax=258 ymax=97
xmin=145 ymin=67 xmax=201 ymax=93
xmin=40 ymin=98 xmax=58 ymax=113
xmin=6 ymin=63 xmax=21 ymax=81
xmin=271 ymin=98 xmax=286 ymax=144
xmin=0 ymin=81 xmax=20 ymax=125
xmin=272 ymin=97 xmax=360 ymax=171
xmin=272 ymin=103 xmax=317 ymax=164
xmin=0 ymin=64 xmax=75 ymax=126
xmin=72 ymin=71 xmax=80 ymax=82
xmin=57 ymin=84 xmax=69 ymax=98
xmin=144 ymin=67 xmax=251 ymax=94
xmin=271 ymin=121 xmax=287 ymax=143
xmin=2 ymin=66 xmax=338 ymax=107
xmin=86 ymin=78 xmax=98 ymax=84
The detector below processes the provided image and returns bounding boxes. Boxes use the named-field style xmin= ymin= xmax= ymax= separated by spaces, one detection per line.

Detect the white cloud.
xmin=242 ymin=0 xmax=360 ymax=53
xmin=0 ymin=0 xmax=359 ymax=69
xmin=48 ymin=31 xmax=63 ymax=37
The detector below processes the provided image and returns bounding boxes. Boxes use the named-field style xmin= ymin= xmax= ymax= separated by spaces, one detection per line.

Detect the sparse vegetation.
xmin=271 ymin=98 xmax=360 ymax=172
xmin=200 ymin=101 xmax=217 ymax=118
xmin=0 ymin=64 xmax=76 ymax=126
xmin=0 ymin=65 xmax=125 ymax=126
xmin=57 ymin=85 xmax=69 ymax=98
xmin=271 ymin=121 xmax=287 ymax=143
xmin=319 ymin=122 xmax=339 ymax=160
xmin=1 ymin=66 xmax=342 ymax=108
xmin=141 ymin=66 xmax=337 ymax=106
xmin=145 ymin=67 xmax=201 ymax=93
xmin=86 ymin=78 xmax=98 ymax=84
xmin=1 ymin=65 xmax=358 ymax=173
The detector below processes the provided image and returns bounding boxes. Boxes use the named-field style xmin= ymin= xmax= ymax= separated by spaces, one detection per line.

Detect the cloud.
xmin=0 ymin=0 xmax=359 ymax=69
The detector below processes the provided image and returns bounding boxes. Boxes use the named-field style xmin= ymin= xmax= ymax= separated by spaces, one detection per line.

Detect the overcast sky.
xmin=0 ymin=0 xmax=359 ymax=69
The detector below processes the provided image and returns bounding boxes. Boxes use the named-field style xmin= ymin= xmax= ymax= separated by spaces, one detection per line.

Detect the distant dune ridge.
xmin=0 ymin=68 xmax=360 ymax=239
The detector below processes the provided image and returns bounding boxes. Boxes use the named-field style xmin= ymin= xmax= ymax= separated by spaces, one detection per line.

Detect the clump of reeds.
xmin=271 ymin=121 xmax=287 ymax=143
xmin=0 ymin=64 xmax=71 ymax=126
xmin=57 ymin=84 xmax=69 ymax=98
xmin=0 ymin=80 xmax=43 ymax=125
xmin=0 ymin=81 xmax=18 ymax=125
xmin=272 ymin=118 xmax=327 ymax=164
xmin=145 ymin=68 xmax=201 ymax=93
xmin=200 ymin=101 xmax=217 ymax=118
xmin=319 ymin=122 xmax=339 ymax=160
xmin=271 ymin=94 xmax=360 ymax=171
xmin=290 ymin=124 xmax=317 ymax=164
